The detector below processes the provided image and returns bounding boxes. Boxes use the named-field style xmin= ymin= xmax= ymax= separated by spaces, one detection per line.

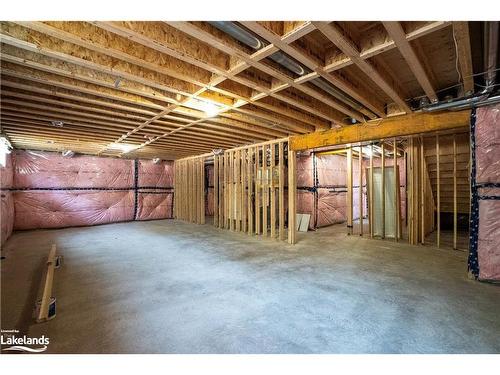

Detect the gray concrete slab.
xmin=1 ymin=219 xmax=499 ymax=353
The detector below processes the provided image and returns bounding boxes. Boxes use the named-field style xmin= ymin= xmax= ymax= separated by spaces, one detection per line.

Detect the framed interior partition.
xmin=211 ymin=138 xmax=297 ymax=244
xmin=174 ymin=153 xmax=211 ymax=225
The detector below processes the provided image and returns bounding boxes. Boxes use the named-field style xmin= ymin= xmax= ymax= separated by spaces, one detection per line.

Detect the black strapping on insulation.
xmin=468 ymin=108 xmax=479 ymax=278
xmin=1 ymin=186 xmax=173 ymax=192
xmin=133 ymin=159 xmax=139 ymax=220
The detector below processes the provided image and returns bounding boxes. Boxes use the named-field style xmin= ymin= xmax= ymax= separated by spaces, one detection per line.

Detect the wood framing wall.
xmin=211 ymin=138 xmax=296 ymax=244
xmin=173 ymin=154 xmax=208 ymax=224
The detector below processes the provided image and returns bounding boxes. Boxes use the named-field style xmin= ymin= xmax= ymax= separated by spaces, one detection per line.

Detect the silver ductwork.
xmin=424 ymin=21 xmax=499 ymax=113
xmin=209 ymin=21 xmax=374 ymax=119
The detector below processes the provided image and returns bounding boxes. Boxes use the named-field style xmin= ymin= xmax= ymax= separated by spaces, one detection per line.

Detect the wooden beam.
xmin=383 ymin=22 xmax=438 ymax=102
xmin=369 ymin=143 xmax=374 ymax=238
xmin=359 ymin=146 xmax=363 ymax=236
xmin=347 ymin=146 xmax=353 ymax=235
xmin=240 ymin=21 xmax=382 ymax=120
xmin=288 ymin=148 xmax=297 ymax=244
xmin=452 ymin=22 xmax=474 ymax=94
xmin=325 ymin=21 xmax=451 ymax=71
xmin=313 ymin=22 xmax=412 ymax=113
xmin=289 ymin=110 xmax=471 ymax=151
xmin=436 ymin=134 xmax=441 ymax=248
xmin=453 ymin=134 xmax=457 ymax=250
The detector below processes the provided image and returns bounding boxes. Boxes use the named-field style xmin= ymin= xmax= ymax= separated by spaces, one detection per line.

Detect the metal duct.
xmin=422 ymin=93 xmax=489 ymax=112
xmin=209 ymin=21 xmax=373 ymax=119
xmin=451 ymin=94 xmax=500 ymax=111
xmin=209 ymin=21 xmax=263 ymax=49
xmin=424 ymin=21 xmax=499 ymax=112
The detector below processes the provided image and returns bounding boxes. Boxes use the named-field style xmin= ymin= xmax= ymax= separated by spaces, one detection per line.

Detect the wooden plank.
xmin=290 ymin=111 xmax=471 ymax=151
xmin=214 ymin=156 xmax=219 ymax=227
xmin=452 ymin=22 xmax=474 ymax=94
xmin=262 ymin=144 xmax=268 ymax=237
xmin=279 ymin=142 xmax=285 ymax=241
xmin=383 ymin=22 xmax=438 ymax=102
xmin=347 ymin=146 xmax=353 ymax=235
xmin=420 ymin=136 xmax=425 ymax=244
xmin=370 ymin=143 xmax=374 ymax=238
xmin=288 ymin=148 xmax=297 ymax=244
xmin=201 ymin=158 xmax=205 ymax=225
xmin=255 ymin=146 xmax=261 ymax=235
xmin=229 ymin=151 xmax=235 ymax=231
xmin=359 ymin=146 xmax=363 ymax=236
xmin=453 ymin=134 xmax=457 ymax=249
xmin=381 ymin=142 xmax=386 ymax=239
xmin=247 ymin=147 xmax=253 ymax=235
xmin=313 ymin=21 xmax=411 ymax=113
xmin=270 ymin=143 xmax=276 ymax=238
xmin=393 ymin=138 xmax=399 ymax=241
xmin=219 ymin=154 xmax=224 ymax=228
xmin=235 ymin=150 xmax=241 ymax=232
xmin=37 ymin=244 xmax=57 ymax=322
xmin=436 ymin=135 xmax=441 ymax=248
xmin=224 ymin=152 xmax=229 ymax=229
xmin=242 ymin=149 xmax=247 ymax=233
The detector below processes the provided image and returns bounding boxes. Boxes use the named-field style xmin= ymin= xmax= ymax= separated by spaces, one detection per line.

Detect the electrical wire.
xmin=452 ymin=25 xmax=462 ymax=85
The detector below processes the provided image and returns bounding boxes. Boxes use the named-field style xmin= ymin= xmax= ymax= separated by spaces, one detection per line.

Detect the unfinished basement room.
xmin=1 ymin=3 xmax=500 ymax=368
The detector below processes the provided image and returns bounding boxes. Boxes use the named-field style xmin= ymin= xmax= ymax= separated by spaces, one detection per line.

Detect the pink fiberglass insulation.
xmin=317 ymin=189 xmax=346 ymax=227
xmin=297 ymin=190 xmax=315 ymax=229
xmin=136 ymin=192 xmax=173 ymax=221
xmin=206 ymin=188 xmax=214 ymax=216
xmin=316 ymin=154 xmax=346 ymax=187
xmin=1 ymin=192 xmax=14 ymax=247
xmin=475 ymin=104 xmax=500 ymax=184
xmin=477 ymin=198 xmax=500 ymax=280
xmin=13 ymin=190 xmax=135 ymax=230
xmin=297 ymin=154 xmax=314 ymax=187
xmin=14 ymin=150 xmax=134 ymax=189
xmin=137 ymin=160 xmax=174 ymax=188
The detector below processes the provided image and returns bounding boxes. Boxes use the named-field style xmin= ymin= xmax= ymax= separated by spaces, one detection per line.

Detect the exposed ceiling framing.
xmin=0 ymin=21 xmax=480 ymax=159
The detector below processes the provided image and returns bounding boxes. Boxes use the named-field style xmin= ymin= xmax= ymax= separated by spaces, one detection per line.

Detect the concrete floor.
xmin=1 ymin=219 xmax=499 ymax=354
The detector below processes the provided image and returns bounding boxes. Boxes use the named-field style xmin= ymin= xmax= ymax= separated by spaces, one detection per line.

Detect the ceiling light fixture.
xmin=50 ymin=120 xmax=64 ymax=127
xmin=62 ymin=150 xmax=75 ymax=157
xmin=184 ymin=98 xmax=221 ymax=118
xmin=152 ymin=158 xmax=161 ymax=164
xmin=109 ymin=143 xmax=139 ymax=153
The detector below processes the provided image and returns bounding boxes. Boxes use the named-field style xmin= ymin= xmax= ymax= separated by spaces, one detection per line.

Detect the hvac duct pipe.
xmin=209 ymin=21 xmax=375 ymax=118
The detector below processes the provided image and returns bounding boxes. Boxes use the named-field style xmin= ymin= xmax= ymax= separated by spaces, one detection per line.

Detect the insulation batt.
xmin=477 ymin=198 xmax=500 ymax=280
xmin=297 ymin=190 xmax=315 ymax=229
xmin=14 ymin=191 xmax=135 ymax=230
xmin=136 ymin=192 xmax=173 ymax=221
xmin=475 ymin=104 xmax=500 ymax=280
xmin=475 ymin=104 xmax=500 ymax=184
xmin=316 ymin=154 xmax=347 ymax=187
xmin=296 ymin=154 xmax=314 ymax=187
xmin=138 ymin=160 xmax=174 ymax=188
xmin=14 ymin=150 xmax=134 ymax=188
